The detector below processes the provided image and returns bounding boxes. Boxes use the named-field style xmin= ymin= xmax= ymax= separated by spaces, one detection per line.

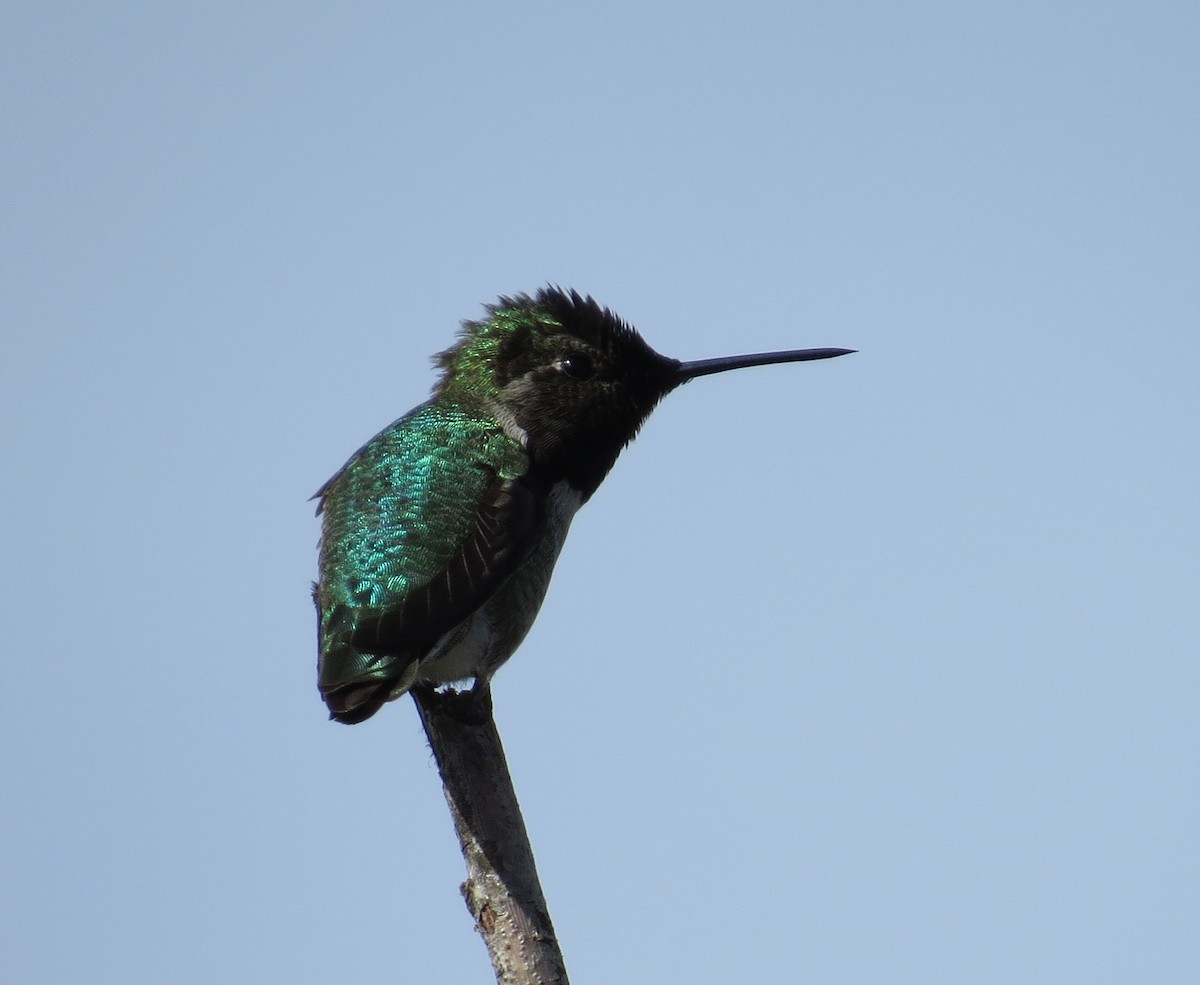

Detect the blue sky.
xmin=4 ymin=3 xmax=1197 ymax=983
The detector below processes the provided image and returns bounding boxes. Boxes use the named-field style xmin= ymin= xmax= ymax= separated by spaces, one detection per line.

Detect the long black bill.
xmin=676 ymin=347 xmax=856 ymax=381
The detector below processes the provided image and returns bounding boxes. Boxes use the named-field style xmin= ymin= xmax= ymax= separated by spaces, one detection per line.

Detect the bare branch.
xmin=413 ymin=686 xmax=570 ymax=985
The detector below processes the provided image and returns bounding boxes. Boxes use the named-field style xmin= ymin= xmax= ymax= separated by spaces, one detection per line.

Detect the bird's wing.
xmin=314 ymin=403 xmax=537 ymax=722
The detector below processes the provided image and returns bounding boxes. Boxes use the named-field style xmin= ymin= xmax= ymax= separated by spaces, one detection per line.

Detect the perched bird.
xmin=314 ymin=288 xmax=853 ymax=723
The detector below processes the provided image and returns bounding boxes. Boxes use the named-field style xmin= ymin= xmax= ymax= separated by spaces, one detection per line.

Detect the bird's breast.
xmin=415 ymin=481 xmax=584 ymax=686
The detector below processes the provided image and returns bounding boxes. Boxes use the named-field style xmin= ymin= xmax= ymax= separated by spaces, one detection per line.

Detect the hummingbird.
xmin=314 ymin=287 xmax=853 ymax=723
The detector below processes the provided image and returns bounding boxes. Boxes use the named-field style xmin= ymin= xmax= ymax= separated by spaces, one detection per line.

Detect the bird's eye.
xmin=558 ymin=352 xmax=594 ymax=381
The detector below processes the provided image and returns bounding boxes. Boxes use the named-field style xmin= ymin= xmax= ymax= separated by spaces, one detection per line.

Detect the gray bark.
xmin=413 ymin=686 xmax=570 ymax=985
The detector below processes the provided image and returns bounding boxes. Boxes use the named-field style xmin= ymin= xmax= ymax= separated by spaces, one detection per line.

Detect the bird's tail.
xmin=318 ymin=642 xmax=420 ymax=724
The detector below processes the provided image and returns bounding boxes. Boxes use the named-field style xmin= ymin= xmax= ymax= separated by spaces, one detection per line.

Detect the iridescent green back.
xmin=315 ymin=400 xmax=527 ymax=718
